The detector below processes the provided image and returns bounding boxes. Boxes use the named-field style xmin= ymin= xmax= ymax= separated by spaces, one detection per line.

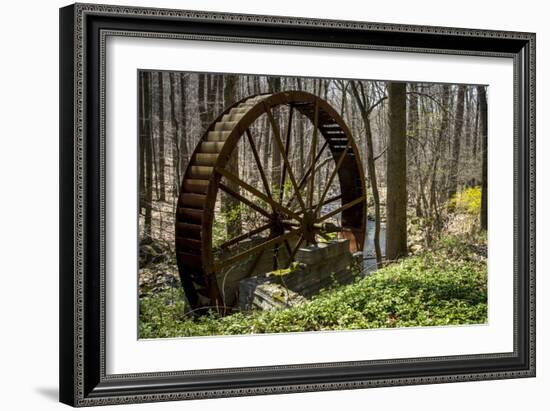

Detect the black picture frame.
xmin=59 ymin=3 xmax=536 ymax=407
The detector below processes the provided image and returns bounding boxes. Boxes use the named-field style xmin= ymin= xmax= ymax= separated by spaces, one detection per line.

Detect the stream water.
xmin=321 ymin=203 xmax=386 ymax=275
xmin=363 ymin=219 xmax=386 ymax=275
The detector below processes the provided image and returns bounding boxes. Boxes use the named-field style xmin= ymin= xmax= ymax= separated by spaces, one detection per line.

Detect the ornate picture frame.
xmin=59 ymin=3 xmax=535 ymax=406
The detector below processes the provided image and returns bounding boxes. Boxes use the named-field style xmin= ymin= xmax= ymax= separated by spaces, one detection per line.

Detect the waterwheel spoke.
xmin=245 ymin=249 xmax=265 ymax=277
xmin=216 ymin=167 xmax=302 ymax=222
xmin=214 ymin=228 xmax=302 ymax=271
xmin=273 ymin=245 xmax=279 ymax=270
xmin=317 ymin=195 xmax=366 ymax=223
xmin=245 ymin=128 xmax=274 ymax=204
xmin=279 ymin=106 xmax=294 ymax=203
xmin=305 ymin=194 xmax=343 ymax=216
xmin=283 ymin=239 xmax=293 ymax=256
xmin=219 ymin=182 xmax=272 ymax=220
xmin=264 ymin=104 xmax=307 ymax=213
xmin=288 ymin=234 xmax=304 ymax=264
xmin=314 ymin=142 xmax=351 ymax=216
xmin=219 ymin=222 xmax=273 ymax=250
xmin=307 ymin=99 xmax=320 ymax=208
xmin=285 ymin=141 xmax=329 ymax=209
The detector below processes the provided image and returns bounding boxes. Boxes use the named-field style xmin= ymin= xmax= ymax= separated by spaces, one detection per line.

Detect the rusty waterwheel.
xmin=176 ymin=91 xmax=366 ymax=313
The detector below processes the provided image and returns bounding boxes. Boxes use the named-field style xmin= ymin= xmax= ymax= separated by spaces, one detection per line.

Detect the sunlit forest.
xmin=138 ymin=71 xmax=488 ymax=338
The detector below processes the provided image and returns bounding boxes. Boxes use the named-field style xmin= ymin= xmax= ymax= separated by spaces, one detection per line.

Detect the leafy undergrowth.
xmin=139 ymin=234 xmax=487 ymax=338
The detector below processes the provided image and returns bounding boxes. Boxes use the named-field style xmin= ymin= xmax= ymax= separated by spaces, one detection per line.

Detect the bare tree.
xmin=268 ymin=77 xmax=282 ymax=190
xmin=140 ymin=72 xmax=153 ymax=239
xmin=386 ymin=82 xmax=407 ymax=260
xmin=448 ymin=85 xmax=466 ymax=202
xmin=222 ymin=74 xmax=242 ymax=237
xmin=178 ymin=73 xmax=189 ymax=180
xmin=350 ymin=81 xmax=384 ymax=266
xmin=478 ymin=85 xmax=488 ymax=231
xmin=157 ymin=72 xmax=166 ymax=201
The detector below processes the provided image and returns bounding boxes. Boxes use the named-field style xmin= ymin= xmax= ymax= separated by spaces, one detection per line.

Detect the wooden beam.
xmin=279 ymin=106 xmax=294 ymax=202
xmin=317 ymin=196 xmax=366 ymax=223
xmin=314 ymin=143 xmax=351 ymax=216
xmin=219 ymin=182 xmax=272 ymax=220
xmin=214 ymin=228 xmax=301 ymax=271
xmin=216 ymin=167 xmax=302 ymax=221
xmin=264 ymin=104 xmax=307 ymax=213
xmin=219 ymin=222 xmax=273 ymax=249
xmin=285 ymin=141 xmax=328 ymax=209
xmin=245 ymin=128 xmax=273 ymax=204
xmin=307 ymin=99 xmax=320 ymax=208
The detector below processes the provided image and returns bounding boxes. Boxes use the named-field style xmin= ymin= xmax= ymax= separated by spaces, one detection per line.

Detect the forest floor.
xmin=139 ymin=231 xmax=487 ymax=338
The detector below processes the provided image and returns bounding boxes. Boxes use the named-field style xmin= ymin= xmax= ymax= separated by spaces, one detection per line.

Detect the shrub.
xmin=448 ymin=186 xmax=482 ymax=215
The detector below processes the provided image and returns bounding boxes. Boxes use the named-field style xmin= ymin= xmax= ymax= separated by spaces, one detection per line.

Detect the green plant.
xmin=448 ymin=186 xmax=482 ymax=215
xmin=140 ymin=234 xmax=487 ymax=338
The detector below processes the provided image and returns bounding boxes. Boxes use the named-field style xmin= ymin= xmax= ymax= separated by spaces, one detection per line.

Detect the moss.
xmin=270 ymin=262 xmax=300 ymax=277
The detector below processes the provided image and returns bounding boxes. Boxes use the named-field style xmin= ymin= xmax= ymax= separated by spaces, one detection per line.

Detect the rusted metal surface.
xmin=175 ymin=91 xmax=367 ymax=313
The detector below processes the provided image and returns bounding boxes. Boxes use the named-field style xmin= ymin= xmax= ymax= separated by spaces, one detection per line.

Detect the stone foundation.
xmin=214 ymin=235 xmax=301 ymax=308
xmin=239 ymin=239 xmax=355 ymax=312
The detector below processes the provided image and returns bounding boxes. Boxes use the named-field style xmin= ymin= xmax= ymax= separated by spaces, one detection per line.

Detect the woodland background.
xmin=138 ymin=71 xmax=487 ymax=266
xmin=138 ymin=71 xmax=488 ymax=336
xmin=3 ymin=0 xmax=543 ymax=409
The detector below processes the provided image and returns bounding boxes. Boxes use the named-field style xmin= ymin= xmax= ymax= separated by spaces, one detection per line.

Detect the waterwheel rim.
xmin=176 ymin=90 xmax=367 ymax=313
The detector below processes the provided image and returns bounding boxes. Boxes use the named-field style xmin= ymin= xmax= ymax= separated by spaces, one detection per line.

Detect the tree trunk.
xmin=448 ymin=85 xmax=466 ymax=202
xmin=268 ymin=77 xmax=282 ymax=192
xmin=157 ymin=72 xmax=166 ymax=201
xmin=407 ymin=84 xmax=423 ymax=217
xmin=139 ymin=82 xmax=145 ymax=215
xmin=222 ymin=75 xmax=242 ymax=238
xmin=141 ymin=72 xmax=153 ymax=239
xmin=386 ymin=82 xmax=407 ymax=261
xmin=427 ymin=85 xmax=451 ymax=242
xmin=179 ymin=73 xmax=189 ymax=180
xmin=198 ymin=73 xmax=214 ymax=135
xmin=350 ymin=81 xmax=383 ymax=267
xmin=169 ymin=73 xmax=182 ymax=194
xmin=472 ymin=92 xmax=480 ymax=158
xmin=478 ymin=85 xmax=488 ymax=231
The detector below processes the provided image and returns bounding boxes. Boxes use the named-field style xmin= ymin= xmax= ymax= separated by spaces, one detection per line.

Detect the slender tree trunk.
xmin=472 ymin=92 xmax=480 ymax=158
xmin=198 ymin=73 xmax=211 ymax=134
xmin=222 ymin=75 xmax=242 ymax=237
xmin=179 ymin=73 xmax=189 ymax=179
xmin=150 ymin=116 xmax=160 ymax=200
xmin=141 ymin=72 xmax=153 ymax=239
xmin=157 ymin=72 xmax=166 ymax=201
xmin=350 ymin=81 xmax=383 ymax=267
xmin=478 ymin=85 xmax=488 ymax=231
xmin=296 ymin=78 xmax=306 ymax=173
xmin=169 ymin=73 xmax=181 ymax=195
xmin=139 ymin=76 xmax=146 ymax=215
xmin=407 ymin=84 xmax=422 ymax=217
xmin=261 ymin=115 xmax=270 ymax=176
xmin=427 ymin=85 xmax=451 ymax=243
xmin=464 ymin=88 xmax=472 ymax=157
xmin=215 ymin=75 xmax=223 ymax=115
xmin=268 ymin=77 xmax=282 ymax=193
xmin=386 ymin=82 xmax=407 ymax=260
xmin=448 ymin=85 xmax=466 ymax=202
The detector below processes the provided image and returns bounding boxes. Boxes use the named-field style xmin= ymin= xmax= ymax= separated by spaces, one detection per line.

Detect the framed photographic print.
xmin=59 ymin=3 xmax=535 ymax=407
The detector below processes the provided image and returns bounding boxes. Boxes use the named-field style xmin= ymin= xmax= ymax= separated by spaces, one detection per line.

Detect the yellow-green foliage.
xmin=448 ymin=187 xmax=482 ymax=215
xmin=270 ymin=262 xmax=300 ymax=277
